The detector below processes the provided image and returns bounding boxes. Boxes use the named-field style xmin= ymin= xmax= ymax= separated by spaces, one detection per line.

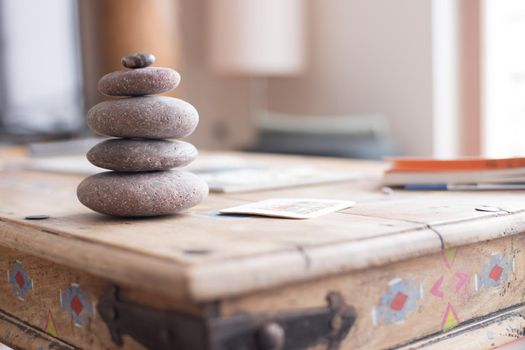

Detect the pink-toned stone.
xmin=98 ymin=67 xmax=180 ymax=96
xmin=77 ymin=171 xmax=208 ymax=217
xmin=87 ymin=139 xmax=198 ymax=172
xmin=87 ymin=96 xmax=198 ymax=139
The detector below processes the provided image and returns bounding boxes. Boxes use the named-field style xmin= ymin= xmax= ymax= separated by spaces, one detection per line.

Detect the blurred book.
xmin=200 ymin=167 xmax=357 ymax=193
xmin=383 ymin=157 xmax=525 ymax=188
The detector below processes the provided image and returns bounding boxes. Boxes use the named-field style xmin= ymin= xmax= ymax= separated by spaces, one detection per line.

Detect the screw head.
xmin=331 ymin=314 xmax=343 ymax=332
xmin=257 ymin=322 xmax=285 ymax=350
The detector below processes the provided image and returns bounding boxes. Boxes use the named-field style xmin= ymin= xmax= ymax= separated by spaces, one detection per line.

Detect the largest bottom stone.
xmin=77 ymin=170 xmax=208 ymax=217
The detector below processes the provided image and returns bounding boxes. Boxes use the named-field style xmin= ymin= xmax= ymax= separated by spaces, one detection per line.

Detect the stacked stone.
xmin=77 ymin=53 xmax=208 ymax=217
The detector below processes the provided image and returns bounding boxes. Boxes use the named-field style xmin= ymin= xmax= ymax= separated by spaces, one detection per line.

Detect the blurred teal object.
xmin=248 ymin=112 xmax=400 ymax=159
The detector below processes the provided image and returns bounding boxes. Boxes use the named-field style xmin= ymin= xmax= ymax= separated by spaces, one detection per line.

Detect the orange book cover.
xmin=386 ymin=157 xmax=525 ymax=172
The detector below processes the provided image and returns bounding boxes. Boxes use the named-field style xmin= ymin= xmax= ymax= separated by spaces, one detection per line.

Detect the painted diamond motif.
xmin=390 ymin=292 xmax=408 ymax=311
xmin=8 ymin=261 xmax=32 ymax=299
xmin=15 ymin=272 xmax=24 ymax=289
xmin=61 ymin=284 xmax=93 ymax=327
xmin=478 ymin=253 xmax=513 ymax=289
xmin=374 ymin=279 xmax=422 ymax=325
xmin=71 ymin=296 xmax=83 ymax=316
xmin=489 ymin=265 xmax=503 ymax=281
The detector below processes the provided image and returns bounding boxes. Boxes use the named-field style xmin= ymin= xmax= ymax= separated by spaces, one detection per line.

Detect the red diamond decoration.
xmin=390 ymin=292 xmax=408 ymax=311
xmin=15 ymin=272 xmax=24 ymax=289
xmin=70 ymin=296 xmax=83 ymax=316
xmin=489 ymin=265 xmax=503 ymax=281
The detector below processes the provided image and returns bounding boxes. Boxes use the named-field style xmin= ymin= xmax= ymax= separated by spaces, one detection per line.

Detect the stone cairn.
xmin=77 ymin=53 xmax=208 ymax=217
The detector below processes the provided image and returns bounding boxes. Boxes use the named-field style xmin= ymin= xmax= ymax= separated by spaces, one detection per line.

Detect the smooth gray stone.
xmin=121 ymin=52 xmax=155 ymax=69
xmin=98 ymin=67 xmax=180 ymax=96
xmin=87 ymin=96 xmax=199 ymax=139
xmin=87 ymin=139 xmax=198 ymax=172
xmin=77 ymin=170 xmax=208 ymax=217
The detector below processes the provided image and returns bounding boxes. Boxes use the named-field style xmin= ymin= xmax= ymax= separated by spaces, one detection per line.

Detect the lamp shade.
xmin=209 ymin=0 xmax=305 ymax=75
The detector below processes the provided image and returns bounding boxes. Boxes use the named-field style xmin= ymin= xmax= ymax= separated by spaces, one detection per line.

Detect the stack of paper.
xmin=383 ymin=157 xmax=525 ymax=190
xmin=200 ymin=167 xmax=357 ymax=193
xmin=23 ymin=155 xmax=358 ymax=193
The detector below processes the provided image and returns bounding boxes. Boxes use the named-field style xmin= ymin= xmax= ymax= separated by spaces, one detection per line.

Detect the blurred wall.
xmin=178 ymin=0 xmax=255 ymax=150
xmin=80 ymin=0 xmax=435 ymax=155
xmin=267 ymin=0 xmax=434 ymax=156
xmin=179 ymin=0 xmax=434 ymax=155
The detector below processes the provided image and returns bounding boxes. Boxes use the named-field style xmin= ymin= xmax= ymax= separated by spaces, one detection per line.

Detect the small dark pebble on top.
xmin=122 ymin=53 xmax=156 ymax=69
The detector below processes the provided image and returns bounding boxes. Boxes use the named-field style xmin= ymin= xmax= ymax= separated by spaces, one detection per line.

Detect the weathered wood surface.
xmin=398 ymin=303 xmax=525 ymax=349
xmin=2 ymin=152 xmax=525 ymax=349
xmin=1 ymin=152 xmax=525 ymax=302
xmin=222 ymin=234 xmax=525 ymax=349
xmin=0 ymin=245 xmax=205 ymax=350
xmin=0 ymin=308 xmax=76 ymax=350
xmin=0 ymin=232 xmax=522 ymax=350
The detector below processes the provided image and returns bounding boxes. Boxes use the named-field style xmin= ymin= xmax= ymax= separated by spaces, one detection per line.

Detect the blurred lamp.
xmin=208 ymin=0 xmax=305 ymax=75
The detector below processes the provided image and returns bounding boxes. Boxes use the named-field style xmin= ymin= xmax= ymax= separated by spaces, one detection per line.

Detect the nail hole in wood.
xmin=183 ymin=249 xmax=212 ymax=255
xmin=24 ymin=215 xmax=50 ymax=220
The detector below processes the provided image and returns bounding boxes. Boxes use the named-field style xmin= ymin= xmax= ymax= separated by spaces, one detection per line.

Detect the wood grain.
xmin=399 ymin=304 xmax=525 ymax=349
xmin=0 ymin=245 xmax=205 ymax=350
xmin=2 ymin=152 xmax=525 ymax=349
xmin=219 ymin=235 xmax=525 ymax=349
xmin=1 ymin=153 xmax=525 ymax=302
xmin=0 ymin=308 xmax=76 ymax=350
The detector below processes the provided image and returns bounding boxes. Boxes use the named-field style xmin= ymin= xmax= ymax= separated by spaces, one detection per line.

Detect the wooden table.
xmin=1 ymin=152 xmax=525 ymax=350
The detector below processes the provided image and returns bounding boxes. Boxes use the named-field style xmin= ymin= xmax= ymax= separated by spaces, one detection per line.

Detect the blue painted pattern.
xmin=60 ymin=284 xmax=94 ymax=327
xmin=478 ymin=253 xmax=513 ymax=288
xmin=8 ymin=261 xmax=33 ymax=300
xmin=373 ymin=278 xmax=422 ymax=326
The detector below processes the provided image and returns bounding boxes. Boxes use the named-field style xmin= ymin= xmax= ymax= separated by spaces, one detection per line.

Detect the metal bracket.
xmin=98 ymin=286 xmax=357 ymax=350
xmin=97 ymin=285 xmax=208 ymax=350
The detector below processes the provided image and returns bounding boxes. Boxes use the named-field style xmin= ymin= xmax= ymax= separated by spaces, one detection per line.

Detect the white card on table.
xmin=220 ymin=198 xmax=356 ymax=219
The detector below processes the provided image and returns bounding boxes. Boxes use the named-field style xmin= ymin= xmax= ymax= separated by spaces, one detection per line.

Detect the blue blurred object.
xmin=248 ymin=111 xmax=400 ymax=159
